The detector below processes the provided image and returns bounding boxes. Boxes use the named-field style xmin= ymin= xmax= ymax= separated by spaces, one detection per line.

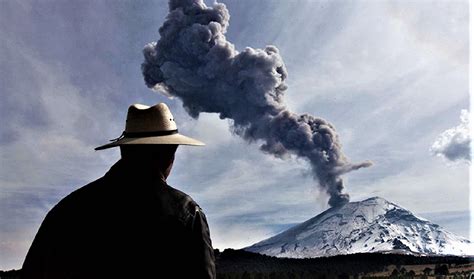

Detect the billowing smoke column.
xmin=142 ymin=0 xmax=372 ymax=207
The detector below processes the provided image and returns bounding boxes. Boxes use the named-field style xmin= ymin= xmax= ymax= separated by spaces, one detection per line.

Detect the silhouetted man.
xmin=22 ymin=103 xmax=216 ymax=278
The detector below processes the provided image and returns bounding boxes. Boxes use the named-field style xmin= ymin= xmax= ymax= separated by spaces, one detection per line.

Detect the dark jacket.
xmin=22 ymin=159 xmax=216 ymax=278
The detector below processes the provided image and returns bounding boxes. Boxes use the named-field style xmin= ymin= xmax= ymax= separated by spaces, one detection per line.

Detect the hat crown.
xmin=125 ymin=103 xmax=177 ymax=133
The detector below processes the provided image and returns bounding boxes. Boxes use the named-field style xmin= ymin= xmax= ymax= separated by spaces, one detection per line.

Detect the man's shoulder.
xmin=163 ymin=185 xmax=202 ymax=220
xmin=48 ymin=177 xmax=107 ymax=215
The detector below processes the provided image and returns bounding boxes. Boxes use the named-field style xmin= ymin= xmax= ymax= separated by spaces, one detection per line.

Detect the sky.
xmin=0 ymin=0 xmax=471 ymax=270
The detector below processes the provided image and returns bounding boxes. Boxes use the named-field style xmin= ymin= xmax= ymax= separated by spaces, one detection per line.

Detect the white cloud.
xmin=431 ymin=109 xmax=471 ymax=163
xmin=351 ymin=158 xmax=470 ymax=215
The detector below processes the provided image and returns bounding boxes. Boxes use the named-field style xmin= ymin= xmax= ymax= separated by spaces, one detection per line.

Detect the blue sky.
xmin=0 ymin=0 xmax=470 ymax=270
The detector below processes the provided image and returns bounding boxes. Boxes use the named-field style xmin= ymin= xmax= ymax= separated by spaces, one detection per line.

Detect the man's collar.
xmin=105 ymin=159 xmax=168 ymax=186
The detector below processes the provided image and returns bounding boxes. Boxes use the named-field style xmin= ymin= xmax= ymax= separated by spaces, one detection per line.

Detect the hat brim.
xmin=95 ymin=133 xmax=205 ymax=150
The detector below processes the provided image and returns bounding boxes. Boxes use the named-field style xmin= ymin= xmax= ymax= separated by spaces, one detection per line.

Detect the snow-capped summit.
xmin=245 ymin=197 xmax=472 ymax=258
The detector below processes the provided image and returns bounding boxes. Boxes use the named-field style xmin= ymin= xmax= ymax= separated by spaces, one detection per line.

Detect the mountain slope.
xmin=245 ymin=197 xmax=472 ymax=258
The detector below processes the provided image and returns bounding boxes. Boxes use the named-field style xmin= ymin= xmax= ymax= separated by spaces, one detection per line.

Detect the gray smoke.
xmin=142 ymin=0 xmax=372 ymax=207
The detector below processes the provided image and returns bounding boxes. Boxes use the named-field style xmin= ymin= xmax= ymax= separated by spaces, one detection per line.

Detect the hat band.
xmin=109 ymin=129 xmax=178 ymax=142
xmin=124 ymin=129 xmax=178 ymax=138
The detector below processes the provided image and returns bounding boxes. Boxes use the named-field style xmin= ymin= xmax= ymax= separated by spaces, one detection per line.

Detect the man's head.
xmin=95 ymin=103 xmax=204 ymax=181
xmin=95 ymin=103 xmax=204 ymax=151
xmin=120 ymin=144 xmax=178 ymax=180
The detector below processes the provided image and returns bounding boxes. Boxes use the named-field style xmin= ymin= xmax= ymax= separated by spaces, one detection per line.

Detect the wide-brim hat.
xmin=95 ymin=103 xmax=204 ymax=150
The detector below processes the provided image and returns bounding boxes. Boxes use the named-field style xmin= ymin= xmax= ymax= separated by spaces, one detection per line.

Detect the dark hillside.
xmin=1 ymin=250 xmax=472 ymax=279
xmin=215 ymin=249 xmax=473 ymax=278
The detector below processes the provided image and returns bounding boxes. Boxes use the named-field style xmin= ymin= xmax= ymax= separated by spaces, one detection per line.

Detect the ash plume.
xmin=142 ymin=0 xmax=372 ymax=207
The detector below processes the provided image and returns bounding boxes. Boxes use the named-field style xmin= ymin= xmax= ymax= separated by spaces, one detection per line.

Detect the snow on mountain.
xmin=245 ymin=197 xmax=472 ymax=258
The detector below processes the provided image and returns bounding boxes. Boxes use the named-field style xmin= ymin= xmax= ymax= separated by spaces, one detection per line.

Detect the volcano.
xmin=245 ymin=197 xmax=472 ymax=258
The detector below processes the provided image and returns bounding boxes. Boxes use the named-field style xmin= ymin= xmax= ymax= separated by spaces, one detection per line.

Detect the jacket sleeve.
xmin=21 ymin=218 xmax=49 ymax=279
xmin=188 ymin=206 xmax=216 ymax=279
xmin=21 ymin=209 xmax=62 ymax=279
xmin=21 ymin=200 xmax=74 ymax=279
